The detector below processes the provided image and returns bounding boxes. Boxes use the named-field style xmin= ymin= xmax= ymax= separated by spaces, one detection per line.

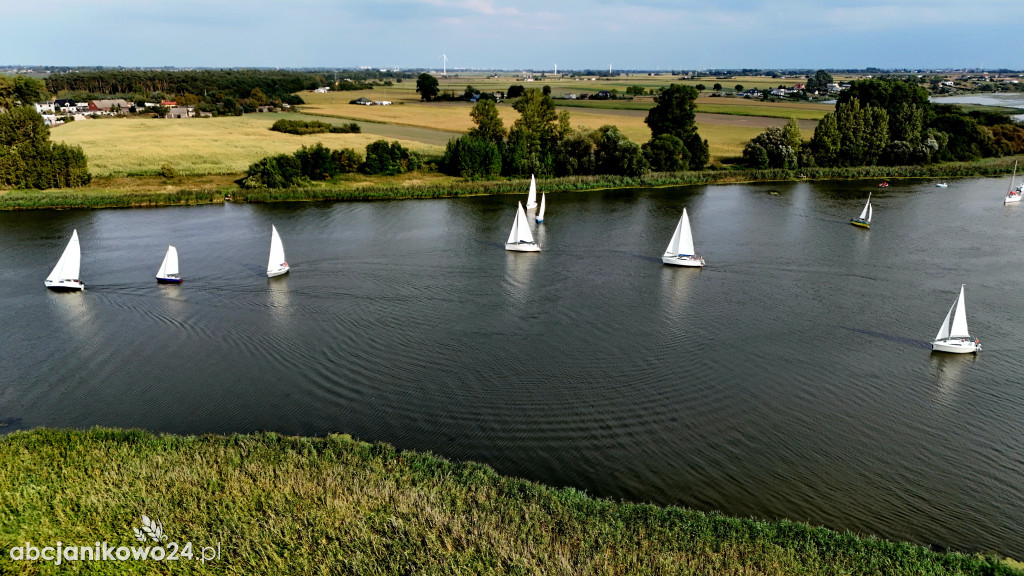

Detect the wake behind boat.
xmin=931 ymin=284 xmax=980 ymax=354
xmin=267 ymin=225 xmax=290 ymax=277
xmin=850 ymin=193 xmax=872 ymax=228
xmin=156 ymin=245 xmax=182 ymax=283
xmin=505 ymin=201 xmax=540 ymax=252
xmin=44 ymin=229 xmax=84 ymax=291
xmin=662 ymin=208 xmax=704 ymax=267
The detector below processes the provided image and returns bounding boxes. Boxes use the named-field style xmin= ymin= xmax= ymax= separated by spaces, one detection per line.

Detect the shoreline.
xmin=0 ymin=427 xmax=1020 ymax=575
xmin=1 ymin=158 xmax=1021 ymax=210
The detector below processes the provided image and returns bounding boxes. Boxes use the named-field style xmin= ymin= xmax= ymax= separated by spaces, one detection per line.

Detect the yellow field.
xmin=50 ymin=113 xmax=445 ymax=177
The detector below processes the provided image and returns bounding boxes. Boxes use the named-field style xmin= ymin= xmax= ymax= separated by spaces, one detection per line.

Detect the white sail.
xmin=536 ymin=193 xmax=546 ymax=222
xmin=46 ymin=229 xmax=81 ymax=282
xmin=949 ymin=284 xmax=970 ymax=338
xmin=526 ymin=174 xmax=538 ymax=209
xmin=859 ymin=193 xmax=872 ymax=221
xmin=664 ymin=208 xmax=695 ymax=256
xmin=157 ymin=245 xmax=178 ymax=278
xmin=507 ymin=202 xmax=535 ymax=244
xmin=267 ymin=225 xmax=289 ymax=277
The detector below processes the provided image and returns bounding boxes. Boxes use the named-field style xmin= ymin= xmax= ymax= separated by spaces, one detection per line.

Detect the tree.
xmin=806 ymin=69 xmax=834 ymax=93
xmin=626 ymin=85 xmax=646 ymax=97
xmin=467 ymin=99 xmax=506 ymax=144
xmin=416 ymin=73 xmax=439 ymax=101
xmin=441 ymin=135 xmax=502 ymax=178
xmin=591 ymin=126 xmax=647 ymax=176
xmin=695 ymin=83 xmax=705 ymax=93
xmin=644 ymin=84 xmax=708 ymax=170
xmin=735 ymin=84 xmax=744 ymax=93
xmin=542 ymin=85 xmax=551 ymax=96
xmin=553 ymin=129 xmax=596 ymax=176
xmin=810 ymin=113 xmax=840 ymax=167
xmin=642 ymin=134 xmax=690 ymax=172
xmin=507 ymin=84 xmax=525 ymax=99
xmin=505 ymin=88 xmax=559 ymax=175
xmin=713 ymin=83 xmax=722 ymax=92
xmin=742 ymin=127 xmax=797 ymax=169
xmin=782 ymin=118 xmax=802 ymax=159
xmin=364 ymin=140 xmax=420 ymax=175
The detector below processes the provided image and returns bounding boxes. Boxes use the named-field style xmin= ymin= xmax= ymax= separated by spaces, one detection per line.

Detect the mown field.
xmin=48 ymin=113 xmax=447 ymax=178
xmin=1 ymin=428 xmax=1020 ymax=576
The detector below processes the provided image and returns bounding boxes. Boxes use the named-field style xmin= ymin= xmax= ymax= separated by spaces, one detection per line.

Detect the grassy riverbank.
xmin=2 ymin=157 xmax=1021 ymax=210
xmin=0 ymin=428 xmax=1019 ymax=575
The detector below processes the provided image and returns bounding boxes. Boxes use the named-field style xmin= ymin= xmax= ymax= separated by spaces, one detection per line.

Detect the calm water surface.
xmin=2 ymin=178 xmax=1023 ymax=557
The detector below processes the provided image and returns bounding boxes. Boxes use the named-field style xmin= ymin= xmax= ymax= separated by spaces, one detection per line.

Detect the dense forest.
xmin=0 ymin=106 xmax=90 ymax=189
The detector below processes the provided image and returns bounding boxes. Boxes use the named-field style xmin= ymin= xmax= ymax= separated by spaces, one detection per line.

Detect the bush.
xmin=363 ymin=140 xmax=420 ymax=175
xmin=160 ymin=163 xmax=179 ymax=179
xmin=270 ymin=119 xmax=361 ymax=135
xmin=441 ymin=135 xmax=502 ymax=178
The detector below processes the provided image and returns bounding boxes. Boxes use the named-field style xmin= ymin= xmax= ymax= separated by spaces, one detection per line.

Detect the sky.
xmin=2 ymin=0 xmax=1021 ymax=71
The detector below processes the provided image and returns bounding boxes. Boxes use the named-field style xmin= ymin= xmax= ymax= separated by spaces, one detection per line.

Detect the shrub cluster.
xmin=241 ymin=143 xmax=363 ymax=189
xmin=270 ymin=119 xmax=361 ymax=135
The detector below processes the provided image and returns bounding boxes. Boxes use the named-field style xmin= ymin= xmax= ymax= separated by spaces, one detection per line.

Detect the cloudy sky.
xmin=3 ymin=0 xmax=1020 ymax=70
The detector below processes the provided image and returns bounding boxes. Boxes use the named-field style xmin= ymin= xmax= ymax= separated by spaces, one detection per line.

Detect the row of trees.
xmin=744 ymin=78 xmax=1024 ymax=169
xmin=241 ymin=140 xmax=419 ymax=189
xmin=0 ymin=106 xmax=90 ymax=189
xmin=441 ymin=84 xmax=709 ymax=178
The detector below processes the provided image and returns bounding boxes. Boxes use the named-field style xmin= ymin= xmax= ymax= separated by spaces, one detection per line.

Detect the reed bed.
xmin=0 ymin=428 xmax=1018 ymax=576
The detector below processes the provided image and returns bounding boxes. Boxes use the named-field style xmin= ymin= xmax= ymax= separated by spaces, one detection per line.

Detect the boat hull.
xmin=931 ymin=338 xmax=979 ymax=354
xmin=267 ymin=266 xmax=290 ymax=278
xmin=156 ymin=276 xmax=183 ymax=284
xmin=662 ymin=255 xmax=704 ymax=267
xmin=44 ymin=279 xmax=84 ymax=292
xmin=505 ymin=242 xmax=541 ymax=252
xmin=1004 ymin=194 xmax=1021 ymax=204
xmin=850 ymin=218 xmax=870 ymax=228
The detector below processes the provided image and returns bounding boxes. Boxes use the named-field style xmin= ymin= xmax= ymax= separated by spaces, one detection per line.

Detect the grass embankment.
xmin=2 ymin=159 xmax=1021 ymax=210
xmin=0 ymin=428 xmax=1019 ymax=576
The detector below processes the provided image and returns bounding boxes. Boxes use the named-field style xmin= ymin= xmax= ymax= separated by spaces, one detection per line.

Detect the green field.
xmin=1 ymin=428 xmax=1020 ymax=576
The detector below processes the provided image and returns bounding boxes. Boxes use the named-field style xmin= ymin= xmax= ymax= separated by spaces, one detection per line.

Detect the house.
xmin=166 ymin=106 xmax=195 ymax=119
xmin=314 ymin=87 xmax=330 ymax=93
xmin=54 ymin=98 xmax=84 ymax=113
xmin=34 ymin=102 xmax=55 ymax=114
xmin=373 ymin=100 xmax=392 ymax=106
xmin=88 ymin=99 xmax=132 ymax=113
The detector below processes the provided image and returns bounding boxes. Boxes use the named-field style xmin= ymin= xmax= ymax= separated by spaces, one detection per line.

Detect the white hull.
xmin=505 ymin=242 xmax=541 ymax=252
xmin=662 ymin=255 xmax=704 ymax=267
xmin=267 ymin=266 xmax=290 ymax=278
xmin=931 ymin=338 xmax=979 ymax=354
xmin=1004 ymin=194 xmax=1021 ymax=204
xmin=44 ymin=279 xmax=84 ymax=291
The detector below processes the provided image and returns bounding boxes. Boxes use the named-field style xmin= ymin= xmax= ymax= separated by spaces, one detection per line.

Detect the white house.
xmin=34 ymin=102 xmax=55 ymax=114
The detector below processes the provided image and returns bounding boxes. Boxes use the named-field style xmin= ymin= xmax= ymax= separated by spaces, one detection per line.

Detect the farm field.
xmin=49 ymin=113 xmax=447 ymax=177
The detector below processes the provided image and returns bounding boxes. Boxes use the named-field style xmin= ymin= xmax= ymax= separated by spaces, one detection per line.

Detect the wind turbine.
xmin=442 ymin=51 xmax=448 ymax=77
xmin=554 ymin=63 xmax=557 ymax=76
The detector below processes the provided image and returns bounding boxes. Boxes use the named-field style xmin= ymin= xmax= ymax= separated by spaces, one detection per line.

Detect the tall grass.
xmin=0 ymin=428 xmax=1018 ymax=576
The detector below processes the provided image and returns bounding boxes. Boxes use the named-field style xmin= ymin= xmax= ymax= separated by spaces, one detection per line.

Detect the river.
xmin=2 ymin=177 xmax=1023 ymax=557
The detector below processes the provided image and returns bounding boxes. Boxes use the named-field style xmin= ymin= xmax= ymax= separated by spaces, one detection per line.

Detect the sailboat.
xmin=155 ymin=245 xmax=182 ymax=283
xmin=525 ymin=174 xmax=538 ymax=210
xmin=931 ymin=284 xmax=980 ymax=354
xmin=505 ymin=201 xmax=540 ymax=252
xmin=267 ymin=225 xmax=290 ymax=277
xmin=535 ymin=193 xmax=546 ymax=223
xmin=850 ymin=193 xmax=872 ymax=228
xmin=661 ymin=208 xmax=704 ymax=267
xmin=1004 ymin=161 xmax=1021 ymax=204
xmin=44 ymin=230 xmax=84 ymax=291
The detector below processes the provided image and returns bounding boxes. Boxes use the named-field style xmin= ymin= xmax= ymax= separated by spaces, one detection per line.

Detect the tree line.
xmin=440 ymin=82 xmax=709 ymax=179
xmin=241 ymin=140 xmax=420 ymax=189
xmin=744 ymin=78 xmax=1024 ymax=169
